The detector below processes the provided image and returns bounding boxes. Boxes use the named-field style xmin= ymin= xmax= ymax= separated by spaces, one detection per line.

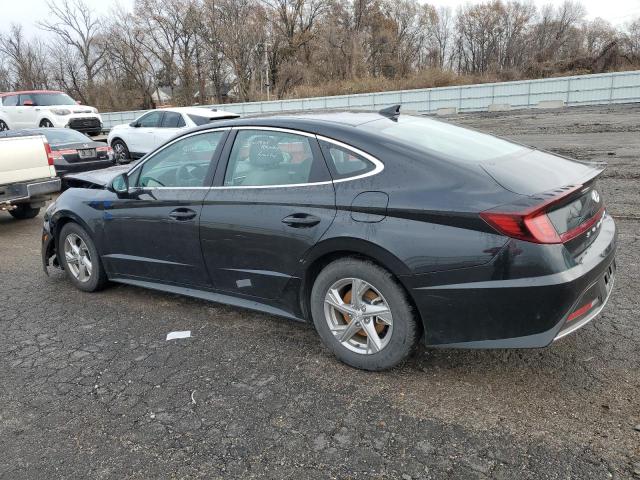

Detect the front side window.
xmin=137 ymin=111 xmax=163 ymax=128
xmin=224 ymin=130 xmax=327 ymax=186
xmin=136 ymin=131 xmax=224 ymax=188
xmin=320 ymin=142 xmax=375 ymax=179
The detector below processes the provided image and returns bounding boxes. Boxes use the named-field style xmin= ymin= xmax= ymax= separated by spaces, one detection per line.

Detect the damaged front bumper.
xmin=41 ymin=211 xmax=61 ymax=275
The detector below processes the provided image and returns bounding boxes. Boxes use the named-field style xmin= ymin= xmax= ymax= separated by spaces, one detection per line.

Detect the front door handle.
xmin=169 ymin=208 xmax=197 ymax=221
xmin=282 ymin=213 xmax=321 ymax=228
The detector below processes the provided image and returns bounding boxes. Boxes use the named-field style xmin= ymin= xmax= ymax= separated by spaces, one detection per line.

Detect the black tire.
xmin=9 ymin=204 xmax=40 ymax=219
xmin=0 ymin=120 xmax=9 ymax=131
xmin=310 ymin=258 xmax=419 ymax=371
xmin=58 ymin=222 xmax=108 ymax=292
xmin=111 ymin=139 xmax=130 ymax=163
xmin=40 ymin=119 xmax=54 ymax=128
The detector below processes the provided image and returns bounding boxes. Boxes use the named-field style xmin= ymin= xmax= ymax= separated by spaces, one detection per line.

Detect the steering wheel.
xmin=176 ymin=163 xmax=202 ymax=186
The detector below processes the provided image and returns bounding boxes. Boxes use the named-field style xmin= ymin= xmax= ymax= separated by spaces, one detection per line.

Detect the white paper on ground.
xmin=166 ymin=330 xmax=191 ymax=341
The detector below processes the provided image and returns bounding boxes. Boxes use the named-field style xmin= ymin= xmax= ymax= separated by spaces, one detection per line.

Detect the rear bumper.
xmin=406 ymin=213 xmax=617 ymax=348
xmin=1 ymin=178 xmax=61 ymax=205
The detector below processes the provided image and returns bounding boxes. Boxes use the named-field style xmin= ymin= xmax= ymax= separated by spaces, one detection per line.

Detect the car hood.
xmin=64 ymin=162 xmax=137 ymax=188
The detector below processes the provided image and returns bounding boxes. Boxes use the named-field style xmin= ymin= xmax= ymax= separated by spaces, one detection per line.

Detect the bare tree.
xmin=39 ymin=0 xmax=106 ymax=104
xmin=0 ymin=24 xmax=50 ymax=90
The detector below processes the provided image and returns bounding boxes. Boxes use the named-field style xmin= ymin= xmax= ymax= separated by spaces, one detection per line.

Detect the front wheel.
xmin=40 ymin=119 xmax=54 ymax=128
xmin=58 ymin=223 xmax=108 ymax=292
xmin=9 ymin=204 xmax=40 ymax=219
xmin=310 ymin=258 xmax=419 ymax=371
xmin=0 ymin=120 xmax=9 ymax=131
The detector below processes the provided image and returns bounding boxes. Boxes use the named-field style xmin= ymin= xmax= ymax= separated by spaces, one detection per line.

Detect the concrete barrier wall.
xmin=101 ymin=70 xmax=640 ymax=129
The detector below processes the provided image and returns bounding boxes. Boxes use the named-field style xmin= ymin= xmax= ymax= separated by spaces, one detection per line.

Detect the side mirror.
xmin=110 ymin=173 xmax=129 ymax=195
xmin=130 ymin=122 xmax=139 ymax=128
xmin=23 ymin=100 xmax=34 ymax=107
xmin=76 ymin=100 xmax=82 ymax=105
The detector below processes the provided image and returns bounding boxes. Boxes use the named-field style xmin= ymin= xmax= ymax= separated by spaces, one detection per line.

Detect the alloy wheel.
xmin=113 ymin=143 xmax=127 ymax=161
xmin=323 ymin=277 xmax=393 ymax=354
xmin=63 ymin=233 xmax=93 ymax=283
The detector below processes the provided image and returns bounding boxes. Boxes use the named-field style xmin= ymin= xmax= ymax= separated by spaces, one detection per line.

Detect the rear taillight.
xmin=480 ymin=210 xmax=561 ymax=244
xmin=43 ymin=140 xmax=55 ymax=166
xmin=97 ymin=145 xmax=113 ymax=158
xmin=480 ymin=185 xmax=584 ymax=244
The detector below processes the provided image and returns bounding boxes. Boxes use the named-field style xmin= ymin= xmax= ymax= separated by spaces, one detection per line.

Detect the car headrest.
xmin=248 ymin=136 xmax=284 ymax=168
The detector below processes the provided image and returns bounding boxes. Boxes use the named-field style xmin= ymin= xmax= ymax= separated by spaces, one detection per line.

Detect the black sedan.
xmin=1 ymin=128 xmax=115 ymax=178
xmin=41 ymin=107 xmax=617 ymax=370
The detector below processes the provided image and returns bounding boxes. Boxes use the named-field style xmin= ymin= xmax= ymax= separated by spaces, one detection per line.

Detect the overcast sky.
xmin=2 ymin=0 xmax=640 ymax=38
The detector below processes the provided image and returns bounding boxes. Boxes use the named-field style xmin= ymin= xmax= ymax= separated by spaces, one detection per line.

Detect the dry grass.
xmin=281 ymin=69 xmax=505 ymax=100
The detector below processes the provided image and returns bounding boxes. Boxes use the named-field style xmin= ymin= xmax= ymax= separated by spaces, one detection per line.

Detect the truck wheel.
xmin=0 ymin=120 xmax=8 ymax=131
xmin=58 ymin=223 xmax=108 ymax=292
xmin=9 ymin=204 xmax=40 ymax=219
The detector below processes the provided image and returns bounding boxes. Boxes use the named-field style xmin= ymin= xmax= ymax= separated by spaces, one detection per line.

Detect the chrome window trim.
xmin=209 ymin=126 xmax=385 ymax=190
xmin=125 ymin=125 xmax=385 ymax=191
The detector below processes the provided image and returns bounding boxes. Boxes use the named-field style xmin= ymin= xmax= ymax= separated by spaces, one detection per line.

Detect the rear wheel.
xmin=58 ymin=223 xmax=108 ymax=292
xmin=111 ymin=139 xmax=130 ymax=163
xmin=9 ymin=204 xmax=40 ymax=219
xmin=40 ymin=119 xmax=54 ymax=128
xmin=0 ymin=120 xmax=8 ymax=131
xmin=310 ymin=258 xmax=419 ymax=371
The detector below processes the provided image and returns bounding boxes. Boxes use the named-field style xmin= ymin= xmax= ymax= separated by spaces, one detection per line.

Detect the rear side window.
xmin=162 ymin=112 xmax=186 ymax=128
xmin=2 ymin=95 xmax=18 ymax=107
xmin=320 ymin=141 xmax=375 ymax=179
xmin=224 ymin=130 xmax=329 ymax=186
xmin=19 ymin=94 xmax=35 ymax=106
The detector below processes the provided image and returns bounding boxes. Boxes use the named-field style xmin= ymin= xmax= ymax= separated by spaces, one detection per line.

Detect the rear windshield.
xmin=38 ymin=129 xmax=90 ymax=144
xmin=188 ymin=114 xmax=216 ymax=126
xmin=25 ymin=93 xmax=77 ymax=106
xmin=360 ymin=116 xmax=528 ymax=163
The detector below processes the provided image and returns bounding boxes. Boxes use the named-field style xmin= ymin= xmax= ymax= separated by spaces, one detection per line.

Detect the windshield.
xmin=361 ymin=116 xmax=528 ymax=163
xmin=30 ymin=93 xmax=77 ymax=106
xmin=37 ymin=129 xmax=91 ymax=144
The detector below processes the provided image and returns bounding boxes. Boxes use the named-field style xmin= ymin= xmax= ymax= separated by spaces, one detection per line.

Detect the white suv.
xmin=0 ymin=90 xmax=103 ymax=136
xmin=107 ymin=107 xmax=239 ymax=162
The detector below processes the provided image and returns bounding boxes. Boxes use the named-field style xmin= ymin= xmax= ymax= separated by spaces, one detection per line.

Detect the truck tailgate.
xmin=0 ymin=135 xmax=55 ymax=185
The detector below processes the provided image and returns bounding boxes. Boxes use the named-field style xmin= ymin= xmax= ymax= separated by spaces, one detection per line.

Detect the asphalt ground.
xmin=1 ymin=104 xmax=639 ymax=479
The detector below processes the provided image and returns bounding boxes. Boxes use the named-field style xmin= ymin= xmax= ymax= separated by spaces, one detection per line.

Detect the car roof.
xmin=159 ymin=106 xmax=240 ymax=118
xmin=185 ymin=111 xmax=391 ymax=137
xmin=0 ymin=90 xmax=64 ymax=97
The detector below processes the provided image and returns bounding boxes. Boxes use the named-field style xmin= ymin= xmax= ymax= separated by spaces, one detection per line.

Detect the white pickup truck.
xmin=0 ymin=134 xmax=61 ymax=219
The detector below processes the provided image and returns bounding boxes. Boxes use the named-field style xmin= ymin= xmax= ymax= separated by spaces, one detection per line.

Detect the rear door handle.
xmin=282 ymin=213 xmax=321 ymax=228
xmin=169 ymin=208 xmax=197 ymax=221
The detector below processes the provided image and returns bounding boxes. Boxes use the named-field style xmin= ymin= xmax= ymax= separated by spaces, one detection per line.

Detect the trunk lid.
xmin=480 ymin=149 xmax=603 ymax=196
xmin=480 ymin=150 xmax=607 ymax=256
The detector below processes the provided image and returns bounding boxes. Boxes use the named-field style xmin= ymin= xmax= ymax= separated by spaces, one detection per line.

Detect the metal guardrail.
xmin=101 ymin=70 xmax=640 ymax=130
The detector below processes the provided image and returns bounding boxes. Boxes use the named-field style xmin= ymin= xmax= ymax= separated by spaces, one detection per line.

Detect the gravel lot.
xmin=1 ymin=104 xmax=639 ymax=479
